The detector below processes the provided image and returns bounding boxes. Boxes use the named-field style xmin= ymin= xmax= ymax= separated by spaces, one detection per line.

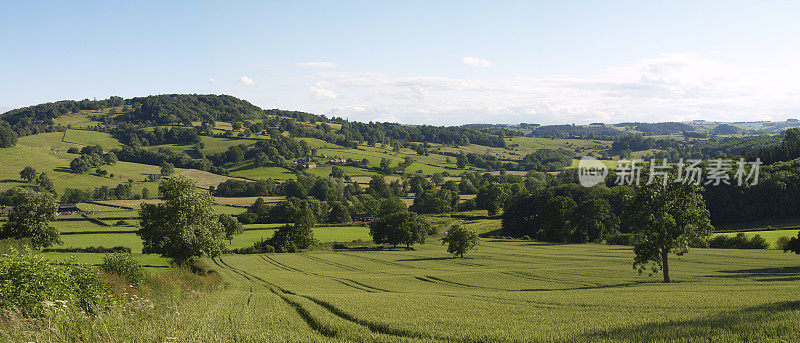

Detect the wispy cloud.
xmin=310 ymin=82 xmax=337 ymax=100
xmin=293 ymin=52 xmax=800 ymax=125
xmin=296 ymin=61 xmax=339 ymax=69
xmin=208 ymin=78 xmax=217 ymax=83
xmin=239 ymin=76 xmax=255 ymax=87
xmin=462 ymin=57 xmax=492 ymax=67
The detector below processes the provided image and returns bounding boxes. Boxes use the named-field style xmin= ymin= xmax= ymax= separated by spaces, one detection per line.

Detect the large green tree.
xmin=19 ymin=166 xmax=37 ymax=183
xmin=268 ymin=204 xmax=318 ymax=252
xmin=219 ymin=214 xmax=243 ymax=244
xmin=623 ymin=180 xmax=712 ymax=283
xmin=0 ymin=125 xmax=18 ymax=148
xmin=441 ymin=225 xmax=479 ymax=258
xmin=138 ymin=176 xmax=224 ymax=262
xmin=369 ymin=211 xmax=429 ymax=248
xmin=0 ymin=190 xmax=60 ymax=249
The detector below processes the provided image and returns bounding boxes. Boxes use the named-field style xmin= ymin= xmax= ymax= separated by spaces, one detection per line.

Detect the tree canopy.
xmin=0 ymin=190 xmax=60 ymax=249
xmin=623 ymin=178 xmax=713 ymax=283
xmin=138 ymin=176 xmax=224 ymax=262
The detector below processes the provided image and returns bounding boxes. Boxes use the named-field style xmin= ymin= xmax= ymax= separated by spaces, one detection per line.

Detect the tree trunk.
xmin=661 ymin=249 xmax=670 ymax=283
xmin=460 ymin=252 xmax=464 ymax=258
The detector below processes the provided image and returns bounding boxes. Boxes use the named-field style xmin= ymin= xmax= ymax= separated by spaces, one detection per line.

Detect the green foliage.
xmin=0 ymin=125 xmax=18 ymax=148
xmin=775 ymin=235 xmax=792 ymax=251
xmin=378 ymin=196 xmax=407 ymax=216
xmin=0 ymin=248 xmax=104 ymax=316
xmin=219 ymin=214 xmax=244 ymax=243
xmin=138 ymin=176 xmax=224 ymax=262
xmin=624 ymin=180 xmax=713 ymax=282
xmin=519 ymin=148 xmax=575 ymax=171
xmin=441 ymin=225 xmax=479 ymax=258
xmin=783 ymin=231 xmax=800 ymax=254
xmin=0 ymin=190 xmax=60 ymax=249
xmin=100 ymin=252 xmax=145 ymax=286
xmin=327 ymin=202 xmax=352 ymax=223
xmin=369 ymin=211 xmax=429 ymax=248
xmin=36 ymin=172 xmax=56 ymax=194
xmin=19 ymin=166 xmax=36 ymax=182
xmin=294 ymin=203 xmax=317 ymax=229
xmin=160 ymin=162 xmax=175 ymax=176
xmin=708 ymin=233 xmax=769 ymax=249
xmin=410 ymin=189 xmax=458 ymax=214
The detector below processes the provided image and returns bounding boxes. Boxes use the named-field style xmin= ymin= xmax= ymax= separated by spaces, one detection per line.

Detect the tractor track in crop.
xmin=212 ymin=256 xmax=440 ymax=341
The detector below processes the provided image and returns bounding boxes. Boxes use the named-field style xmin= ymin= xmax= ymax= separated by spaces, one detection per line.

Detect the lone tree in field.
xmin=0 ymin=190 xmax=60 ymax=249
xmin=441 ymin=225 xmax=479 ymax=258
xmin=19 ymin=166 xmax=37 ymax=183
xmin=268 ymin=204 xmax=318 ymax=252
xmin=623 ymin=178 xmax=712 ymax=283
xmin=369 ymin=211 xmax=429 ymax=248
xmin=219 ymin=214 xmax=243 ymax=244
xmin=160 ymin=162 xmax=175 ymax=177
xmin=138 ymin=176 xmax=224 ymax=263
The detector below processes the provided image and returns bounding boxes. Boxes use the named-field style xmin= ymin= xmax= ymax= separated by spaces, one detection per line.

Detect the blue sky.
xmin=2 ymin=1 xmax=799 ymax=125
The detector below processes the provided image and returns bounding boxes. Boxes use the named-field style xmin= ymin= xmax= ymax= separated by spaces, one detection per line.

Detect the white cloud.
xmin=310 ymin=82 xmax=337 ymax=100
xmin=296 ymin=61 xmax=339 ymax=69
xmin=269 ymin=52 xmax=800 ymax=125
xmin=208 ymin=78 xmax=216 ymax=83
xmin=462 ymin=57 xmax=492 ymax=67
xmin=239 ymin=76 xmax=255 ymax=87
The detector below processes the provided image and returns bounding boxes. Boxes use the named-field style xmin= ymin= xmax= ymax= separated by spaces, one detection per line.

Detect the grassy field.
xmin=0 ymin=134 xmax=163 ymax=193
xmin=185 ymin=241 xmax=800 ymax=342
xmin=62 ymin=129 xmax=122 ymax=150
xmin=228 ymin=164 xmax=298 ymax=180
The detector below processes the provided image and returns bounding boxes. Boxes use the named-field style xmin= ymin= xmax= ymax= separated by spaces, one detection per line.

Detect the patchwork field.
xmin=178 ymin=241 xmax=800 ymax=342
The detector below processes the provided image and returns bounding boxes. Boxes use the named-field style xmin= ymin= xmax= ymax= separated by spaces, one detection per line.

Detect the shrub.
xmin=100 ymin=253 xmax=145 ymax=286
xmin=776 ymin=236 xmax=792 ymax=250
xmin=114 ymin=220 xmax=131 ymax=226
xmin=42 ymin=246 xmax=131 ymax=254
xmin=0 ymin=248 xmax=105 ymax=316
xmin=228 ymin=239 xmax=275 ymax=254
xmin=604 ymin=233 xmax=632 ymax=245
xmin=708 ymin=233 xmax=770 ymax=249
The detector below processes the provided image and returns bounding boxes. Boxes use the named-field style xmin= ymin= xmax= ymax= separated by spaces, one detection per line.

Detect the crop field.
xmin=181 ymin=241 xmax=800 ymax=342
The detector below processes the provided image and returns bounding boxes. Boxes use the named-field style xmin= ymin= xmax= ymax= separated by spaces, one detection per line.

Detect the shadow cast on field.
xmin=710 ymin=266 xmax=800 ymax=282
xmin=578 ymin=301 xmax=800 ymax=342
xmin=397 ymin=257 xmax=464 ymax=262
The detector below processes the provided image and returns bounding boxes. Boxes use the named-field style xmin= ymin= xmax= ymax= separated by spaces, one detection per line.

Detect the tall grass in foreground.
xmin=0 ymin=254 xmax=222 ymax=342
